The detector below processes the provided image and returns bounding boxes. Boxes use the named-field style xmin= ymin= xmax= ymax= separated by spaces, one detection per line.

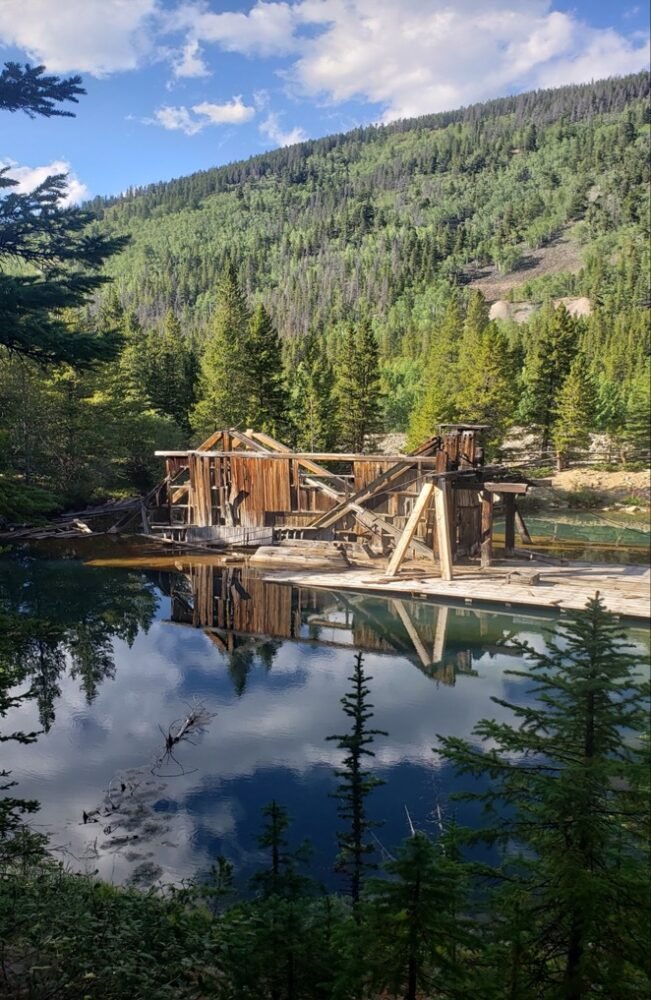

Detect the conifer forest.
xmin=0 ymin=44 xmax=650 ymax=1000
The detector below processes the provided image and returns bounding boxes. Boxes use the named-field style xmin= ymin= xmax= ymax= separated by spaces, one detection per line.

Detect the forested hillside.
xmin=1 ymin=72 xmax=650 ymax=513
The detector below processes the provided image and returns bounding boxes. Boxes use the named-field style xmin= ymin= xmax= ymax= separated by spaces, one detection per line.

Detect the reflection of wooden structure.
xmin=162 ymin=564 xmax=510 ymax=685
xmin=154 ymin=425 xmax=531 ymax=576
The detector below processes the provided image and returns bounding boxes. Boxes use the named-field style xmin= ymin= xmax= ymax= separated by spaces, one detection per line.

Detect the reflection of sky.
xmin=4 ymin=565 xmax=648 ymax=890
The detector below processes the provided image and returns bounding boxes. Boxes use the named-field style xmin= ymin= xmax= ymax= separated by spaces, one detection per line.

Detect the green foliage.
xmin=248 ymin=304 xmax=289 ymax=437
xmin=0 ymin=64 xmax=128 ymax=365
xmin=437 ymin=594 xmax=651 ymax=999
xmin=519 ymin=303 xmax=579 ymax=448
xmin=0 ymin=479 xmax=61 ymax=522
xmin=287 ymin=333 xmax=337 ymax=450
xmin=191 ymin=256 xmax=252 ymax=435
xmin=334 ymin=318 xmax=383 ymax=451
xmin=552 ymin=353 xmax=598 ymax=469
xmin=622 ymin=359 xmax=651 ymax=463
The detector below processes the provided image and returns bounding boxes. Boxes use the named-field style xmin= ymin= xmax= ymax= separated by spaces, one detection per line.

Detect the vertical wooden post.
xmin=386 ymin=481 xmax=434 ymax=577
xmin=433 ymin=478 xmax=453 ymax=581
xmin=480 ymin=490 xmax=493 ymax=568
xmin=504 ymin=493 xmax=516 ymax=556
xmin=515 ymin=506 xmax=533 ymax=544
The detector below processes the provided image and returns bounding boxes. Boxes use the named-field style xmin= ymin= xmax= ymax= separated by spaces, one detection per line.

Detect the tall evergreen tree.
xmin=288 ymin=333 xmax=336 ymax=450
xmin=144 ymin=311 xmax=198 ymax=432
xmin=552 ymin=353 xmax=597 ymax=470
xmin=456 ymin=320 xmax=517 ymax=457
xmin=327 ymin=652 xmax=387 ymax=908
xmin=0 ymin=63 xmax=128 ymax=365
xmin=519 ymin=304 xmax=579 ymax=449
xmin=622 ymin=359 xmax=651 ymax=463
xmin=408 ymin=293 xmax=463 ymax=448
xmin=248 ymin=303 xmax=288 ymax=436
xmin=191 ymin=257 xmax=252 ymax=435
xmin=334 ymin=319 xmax=382 ymax=451
xmin=437 ymin=595 xmax=651 ymax=1000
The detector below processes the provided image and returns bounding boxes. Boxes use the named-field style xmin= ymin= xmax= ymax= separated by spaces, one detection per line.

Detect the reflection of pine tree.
xmin=327 ymin=652 xmax=387 ymax=908
xmin=438 ymin=595 xmax=650 ymax=998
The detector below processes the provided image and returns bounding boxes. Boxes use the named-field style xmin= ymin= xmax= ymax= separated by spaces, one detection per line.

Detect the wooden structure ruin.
xmin=153 ymin=425 xmax=531 ymax=578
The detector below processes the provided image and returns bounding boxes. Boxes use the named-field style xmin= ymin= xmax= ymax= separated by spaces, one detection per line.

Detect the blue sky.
xmin=1 ymin=1 xmax=648 ymax=202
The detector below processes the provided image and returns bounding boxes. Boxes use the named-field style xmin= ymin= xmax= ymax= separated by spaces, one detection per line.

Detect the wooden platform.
xmin=263 ymin=561 xmax=651 ymax=620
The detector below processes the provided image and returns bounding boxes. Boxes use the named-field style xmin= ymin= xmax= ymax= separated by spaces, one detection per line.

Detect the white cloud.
xmin=1 ymin=159 xmax=88 ymax=205
xmin=0 ymin=0 xmax=647 ymax=123
xmin=172 ymin=37 xmax=211 ymax=78
xmin=148 ymin=96 xmax=256 ymax=135
xmin=260 ymin=111 xmax=308 ymax=146
xmin=285 ymin=0 xmax=650 ymax=121
xmin=193 ymin=96 xmax=256 ymax=124
xmin=171 ymin=0 xmax=298 ymax=57
xmin=149 ymin=104 xmax=204 ymax=135
xmin=0 ymin=0 xmax=159 ymax=76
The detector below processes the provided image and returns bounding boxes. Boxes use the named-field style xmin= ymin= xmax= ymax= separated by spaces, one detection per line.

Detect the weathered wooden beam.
xmin=385 ymin=482 xmax=434 ymax=577
xmin=155 ymin=450 xmax=477 ymax=466
xmin=480 ymin=490 xmax=493 ymax=569
xmin=504 ymin=494 xmax=516 ymax=556
xmin=484 ymin=482 xmax=529 ymax=494
xmin=515 ymin=507 xmax=533 ymax=544
xmin=433 ymin=479 xmax=453 ymax=581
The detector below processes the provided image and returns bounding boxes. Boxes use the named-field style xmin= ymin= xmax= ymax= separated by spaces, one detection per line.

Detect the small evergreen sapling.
xmin=327 ymin=652 xmax=387 ymax=907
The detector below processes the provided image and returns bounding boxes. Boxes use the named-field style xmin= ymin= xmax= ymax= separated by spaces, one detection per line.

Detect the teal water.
xmin=1 ymin=548 xmax=648 ymax=889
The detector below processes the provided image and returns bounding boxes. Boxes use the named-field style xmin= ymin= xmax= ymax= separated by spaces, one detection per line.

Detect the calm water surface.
xmin=2 ymin=544 xmax=648 ymax=889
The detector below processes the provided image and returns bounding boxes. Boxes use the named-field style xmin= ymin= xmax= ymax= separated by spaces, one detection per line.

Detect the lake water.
xmin=2 ymin=544 xmax=648 ymax=890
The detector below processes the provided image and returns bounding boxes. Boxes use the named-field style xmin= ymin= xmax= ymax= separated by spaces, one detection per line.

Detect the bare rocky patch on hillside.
xmin=466 ymin=227 xmax=584 ymax=303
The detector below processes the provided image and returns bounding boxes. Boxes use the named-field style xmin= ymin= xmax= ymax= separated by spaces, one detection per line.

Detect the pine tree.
xmin=622 ymin=360 xmax=651 ymax=464
xmin=456 ymin=313 xmax=517 ymax=457
xmin=327 ymin=652 xmax=387 ymax=908
xmin=364 ymin=832 xmax=470 ymax=1000
xmin=191 ymin=257 xmax=252 ymax=435
xmin=288 ymin=333 xmax=337 ymax=450
xmin=144 ymin=311 xmax=198 ymax=432
xmin=251 ymin=800 xmax=312 ymax=900
xmin=334 ymin=319 xmax=383 ymax=451
xmin=0 ymin=64 xmax=128 ymax=365
xmin=437 ymin=595 xmax=651 ymax=999
xmin=552 ymin=353 xmax=597 ymax=470
xmin=519 ymin=304 xmax=579 ymax=450
xmin=248 ymin=303 xmax=288 ymax=436
xmin=408 ymin=293 xmax=463 ymax=448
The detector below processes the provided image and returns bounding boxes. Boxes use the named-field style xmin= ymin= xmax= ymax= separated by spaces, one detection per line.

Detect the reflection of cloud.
xmin=5 ymin=607 xmax=543 ymax=885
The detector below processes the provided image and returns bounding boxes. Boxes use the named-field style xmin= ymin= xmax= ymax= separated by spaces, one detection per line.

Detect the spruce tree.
xmin=191 ymin=257 xmax=252 ymax=435
xmin=456 ymin=320 xmax=517 ymax=457
xmin=408 ymin=293 xmax=463 ymax=448
xmin=334 ymin=319 xmax=383 ymax=451
xmin=251 ymin=800 xmax=311 ymax=900
xmin=327 ymin=652 xmax=387 ymax=908
xmin=288 ymin=333 xmax=337 ymax=450
xmin=248 ymin=303 xmax=288 ymax=437
xmin=519 ymin=304 xmax=579 ymax=450
xmin=364 ymin=832 xmax=470 ymax=1000
xmin=437 ymin=595 xmax=651 ymax=1000
xmin=622 ymin=360 xmax=651 ymax=464
xmin=0 ymin=64 xmax=128 ymax=365
xmin=552 ymin=353 xmax=597 ymax=470
xmin=144 ymin=311 xmax=198 ymax=432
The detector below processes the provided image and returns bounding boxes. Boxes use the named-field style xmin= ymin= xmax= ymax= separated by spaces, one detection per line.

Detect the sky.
xmin=1 ymin=0 xmax=649 ymax=202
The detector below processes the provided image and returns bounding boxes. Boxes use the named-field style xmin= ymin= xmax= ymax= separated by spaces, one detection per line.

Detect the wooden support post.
xmin=385 ymin=481 xmax=434 ymax=577
xmin=515 ymin=506 xmax=533 ymax=544
xmin=504 ymin=493 xmax=516 ymax=556
xmin=433 ymin=478 xmax=454 ymax=581
xmin=480 ymin=490 xmax=493 ymax=568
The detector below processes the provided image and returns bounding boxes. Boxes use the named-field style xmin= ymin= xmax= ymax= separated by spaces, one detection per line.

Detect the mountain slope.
xmin=90 ymin=72 xmax=650 ymax=354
